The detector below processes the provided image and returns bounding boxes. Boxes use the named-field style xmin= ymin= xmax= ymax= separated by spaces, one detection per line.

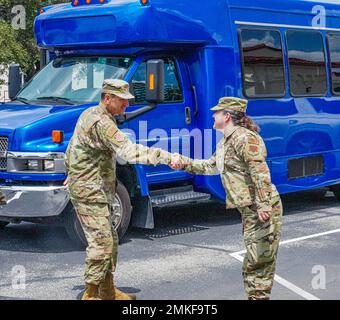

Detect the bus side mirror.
xmin=146 ymin=59 xmax=164 ymax=104
xmin=8 ymin=64 xmax=23 ymax=100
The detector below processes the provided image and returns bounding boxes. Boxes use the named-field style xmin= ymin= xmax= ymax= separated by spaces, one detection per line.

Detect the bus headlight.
xmin=44 ymin=160 xmax=55 ymax=171
xmin=27 ymin=159 xmax=41 ymax=171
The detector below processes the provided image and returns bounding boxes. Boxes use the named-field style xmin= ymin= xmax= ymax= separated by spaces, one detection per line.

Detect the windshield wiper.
xmin=36 ymin=96 xmax=76 ymax=105
xmin=11 ymin=97 xmax=32 ymax=105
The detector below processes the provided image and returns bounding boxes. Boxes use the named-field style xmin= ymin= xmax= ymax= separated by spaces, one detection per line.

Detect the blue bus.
xmin=1 ymin=0 xmax=340 ymax=246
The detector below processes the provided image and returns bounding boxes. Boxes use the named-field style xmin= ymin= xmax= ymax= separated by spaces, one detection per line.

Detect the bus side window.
xmin=239 ymin=28 xmax=286 ymax=98
xmin=131 ymin=57 xmax=183 ymax=105
xmin=327 ymin=33 xmax=340 ymax=95
xmin=286 ymin=30 xmax=327 ymax=97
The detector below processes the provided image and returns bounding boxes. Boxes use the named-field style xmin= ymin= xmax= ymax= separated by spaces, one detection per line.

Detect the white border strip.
xmin=230 ymin=228 xmax=340 ymax=300
xmin=235 ymin=20 xmax=340 ymax=32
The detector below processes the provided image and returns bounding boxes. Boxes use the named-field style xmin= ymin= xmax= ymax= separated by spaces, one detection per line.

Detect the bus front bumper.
xmin=0 ymin=185 xmax=69 ymax=219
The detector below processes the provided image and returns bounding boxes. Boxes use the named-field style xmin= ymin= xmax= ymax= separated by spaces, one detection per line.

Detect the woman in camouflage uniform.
xmin=172 ymin=97 xmax=283 ymax=300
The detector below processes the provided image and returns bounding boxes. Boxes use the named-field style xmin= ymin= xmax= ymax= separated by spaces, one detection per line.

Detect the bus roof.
xmin=34 ymin=0 xmax=340 ymax=51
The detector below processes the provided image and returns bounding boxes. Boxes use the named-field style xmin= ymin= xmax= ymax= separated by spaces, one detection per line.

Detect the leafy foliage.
xmin=0 ymin=0 xmax=66 ymax=84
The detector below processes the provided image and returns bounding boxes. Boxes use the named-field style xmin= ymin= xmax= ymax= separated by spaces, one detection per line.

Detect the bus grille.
xmin=0 ymin=136 xmax=8 ymax=171
xmin=288 ymin=155 xmax=324 ymax=180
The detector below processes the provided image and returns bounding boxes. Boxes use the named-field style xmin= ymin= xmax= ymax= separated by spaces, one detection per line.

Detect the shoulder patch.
xmin=248 ymin=145 xmax=260 ymax=155
xmin=113 ymin=131 xmax=125 ymax=143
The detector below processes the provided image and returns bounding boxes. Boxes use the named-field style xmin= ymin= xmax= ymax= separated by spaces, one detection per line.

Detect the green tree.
xmin=0 ymin=0 xmax=66 ymax=84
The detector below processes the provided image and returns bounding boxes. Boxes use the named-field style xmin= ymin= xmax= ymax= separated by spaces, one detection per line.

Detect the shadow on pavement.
xmin=0 ymin=223 xmax=83 ymax=253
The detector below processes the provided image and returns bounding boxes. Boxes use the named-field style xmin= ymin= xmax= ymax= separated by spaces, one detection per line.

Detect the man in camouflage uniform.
xmin=172 ymin=97 xmax=283 ymax=300
xmin=0 ymin=190 xmax=6 ymax=205
xmin=65 ymin=79 xmax=173 ymax=300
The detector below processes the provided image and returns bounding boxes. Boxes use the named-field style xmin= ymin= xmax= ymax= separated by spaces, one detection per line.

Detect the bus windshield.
xmin=17 ymin=56 xmax=133 ymax=104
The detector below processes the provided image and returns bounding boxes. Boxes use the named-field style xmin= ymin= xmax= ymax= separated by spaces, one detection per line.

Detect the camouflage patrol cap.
xmin=210 ymin=97 xmax=248 ymax=113
xmin=102 ymin=79 xmax=135 ymax=100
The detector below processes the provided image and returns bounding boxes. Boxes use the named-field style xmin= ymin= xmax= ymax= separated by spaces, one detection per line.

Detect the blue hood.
xmin=0 ymin=103 xmax=84 ymax=130
xmin=0 ymin=102 xmax=94 ymax=152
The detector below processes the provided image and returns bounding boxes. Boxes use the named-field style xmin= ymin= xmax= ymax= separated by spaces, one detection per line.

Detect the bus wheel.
xmin=0 ymin=221 xmax=9 ymax=229
xmin=111 ymin=182 xmax=132 ymax=242
xmin=64 ymin=181 xmax=132 ymax=248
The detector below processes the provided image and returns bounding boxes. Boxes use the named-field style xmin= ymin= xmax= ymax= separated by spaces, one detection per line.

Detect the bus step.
xmin=150 ymin=186 xmax=211 ymax=208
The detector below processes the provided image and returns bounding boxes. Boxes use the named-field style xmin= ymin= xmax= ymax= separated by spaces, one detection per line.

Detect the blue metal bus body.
xmin=1 ymin=0 xmax=340 ymax=232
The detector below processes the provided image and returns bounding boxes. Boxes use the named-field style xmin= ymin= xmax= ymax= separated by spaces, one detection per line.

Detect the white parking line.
xmin=230 ymin=251 xmax=320 ymax=300
xmin=6 ymin=192 xmax=23 ymax=204
xmin=230 ymin=228 xmax=340 ymax=300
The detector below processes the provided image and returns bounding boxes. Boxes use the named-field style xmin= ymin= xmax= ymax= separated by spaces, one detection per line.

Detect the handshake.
xmin=168 ymin=153 xmax=190 ymax=170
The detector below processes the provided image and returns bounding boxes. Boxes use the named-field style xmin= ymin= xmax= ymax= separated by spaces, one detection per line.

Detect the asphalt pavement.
xmin=0 ymin=188 xmax=339 ymax=300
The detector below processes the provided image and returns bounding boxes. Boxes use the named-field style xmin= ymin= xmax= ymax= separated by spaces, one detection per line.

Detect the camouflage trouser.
xmin=0 ymin=190 xmax=6 ymax=205
xmin=238 ymin=195 xmax=283 ymax=300
xmin=71 ymin=201 xmax=119 ymax=286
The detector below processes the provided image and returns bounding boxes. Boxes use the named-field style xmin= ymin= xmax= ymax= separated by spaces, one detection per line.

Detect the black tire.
xmin=0 ymin=221 xmax=9 ymax=229
xmin=64 ymin=181 xmax=132 ymax=248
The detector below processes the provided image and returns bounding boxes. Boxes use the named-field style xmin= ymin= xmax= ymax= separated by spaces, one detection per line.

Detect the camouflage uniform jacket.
xmin=183 ymin=125 xmax=279 ymax=212
xmin=65 ymin=103 xmax=171 ymax=205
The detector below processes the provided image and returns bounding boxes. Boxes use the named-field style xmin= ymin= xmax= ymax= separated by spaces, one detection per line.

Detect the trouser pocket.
xmin=240 ymin=203 xmax=282 ymax=269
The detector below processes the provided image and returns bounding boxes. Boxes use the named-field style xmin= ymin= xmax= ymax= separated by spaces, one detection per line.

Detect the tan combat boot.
xmin=99 ymin=272 xmax=136 ymax=300
xmin=82 ymin=283 xmax=101 ymax=300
